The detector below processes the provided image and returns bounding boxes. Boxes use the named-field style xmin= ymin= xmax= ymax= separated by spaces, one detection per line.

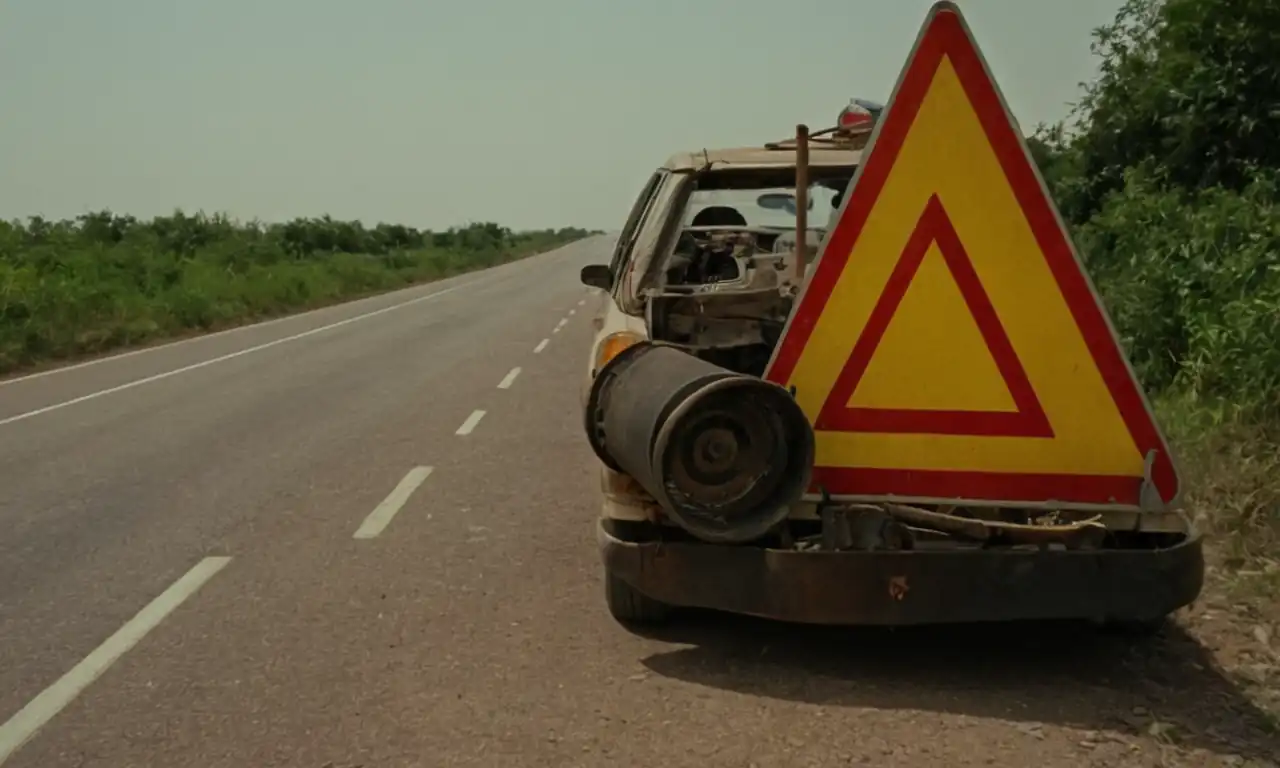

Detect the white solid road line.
xmin=0 ymin=300 xmax=367 ymax=389
xmin=0 ymin=271 xmax=495 ymax=389
xmin=0 ymin=238 xmax=590 ymax=390
xmin=353 ymin=466 xmax=434 ymax=539
xmin=455 ymin=410 xmax=486 ymax=436
xmin=0 ymin=556 xmax=232 ymax=765
xmin=0 ymin=284 xmax=465 ymax=429
xmin=533 ymin=339 xmax=549 ymax=354
xmin=497 ymin=367 xmax=521 ymax=390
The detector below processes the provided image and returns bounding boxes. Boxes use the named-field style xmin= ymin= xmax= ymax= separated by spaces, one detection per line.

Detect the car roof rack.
xmin=763 ymin=124 xmax=871 ymax=152
xmin=764 ymin=99 xmax=882 ymax=152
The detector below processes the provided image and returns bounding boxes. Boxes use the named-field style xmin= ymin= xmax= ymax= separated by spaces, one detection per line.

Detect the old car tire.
xmin=605 ymin=570 xmax=671 ymax=625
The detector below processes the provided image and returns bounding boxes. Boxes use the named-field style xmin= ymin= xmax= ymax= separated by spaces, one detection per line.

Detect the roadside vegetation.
xmin=0 ymin=214 xmax=597 ymax=375
xmin=1027 ymin=0 xmax=1279 ymax=716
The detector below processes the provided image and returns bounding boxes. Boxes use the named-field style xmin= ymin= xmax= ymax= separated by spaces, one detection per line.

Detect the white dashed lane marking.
xmin=0 ymin=556 xmax=232 ymax=765
xmin=497 ymin=367 xmax=521 ymax=390
xmin=353 ymin=466 xmax=434 ymax=539
xmin=455 ymin=410 xmax=486 ymax=436
xmin=534 ymin=339 xmax=549 ymax=353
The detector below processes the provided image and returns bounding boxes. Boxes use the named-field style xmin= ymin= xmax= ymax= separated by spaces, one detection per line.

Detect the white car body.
xmin=581 ymin=143 xmax=863 ymax=525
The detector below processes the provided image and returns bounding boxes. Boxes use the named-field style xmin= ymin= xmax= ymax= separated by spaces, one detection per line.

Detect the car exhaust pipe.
xmin=585 ymin=341 xmax=815 ymax=544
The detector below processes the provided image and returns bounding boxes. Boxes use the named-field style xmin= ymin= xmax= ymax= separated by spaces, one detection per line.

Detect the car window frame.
xmin=606 ymin=170 xmax=666 ymax=293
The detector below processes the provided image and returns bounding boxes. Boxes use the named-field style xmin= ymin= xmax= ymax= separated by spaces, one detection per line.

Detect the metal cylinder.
xmin=585 ymin=342 xmax=815 ymax=544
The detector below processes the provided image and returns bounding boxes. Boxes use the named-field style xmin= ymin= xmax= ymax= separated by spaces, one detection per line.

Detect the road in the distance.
xmin=0 ymin=237 xmax=1274 ymax=768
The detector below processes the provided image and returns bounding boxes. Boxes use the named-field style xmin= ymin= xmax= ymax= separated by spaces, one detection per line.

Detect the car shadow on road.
xmin=638 ymin=612 xmax=1278 ymax=762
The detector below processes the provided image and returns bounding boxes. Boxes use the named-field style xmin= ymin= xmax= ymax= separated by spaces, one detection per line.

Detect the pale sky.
xmin=1 ymin=1 xmax=1121 ymax=231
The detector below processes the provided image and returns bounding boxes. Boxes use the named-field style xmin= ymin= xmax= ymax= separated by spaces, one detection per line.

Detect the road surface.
xmin=0 ymin=236 xmax=1275 ymax=768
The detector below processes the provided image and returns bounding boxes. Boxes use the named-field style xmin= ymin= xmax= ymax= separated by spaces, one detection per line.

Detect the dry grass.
xmin=1174 ymin=420 xmax=1280 ymax=597
xmin=1164 ymin=405 xmax=1280 ymax=725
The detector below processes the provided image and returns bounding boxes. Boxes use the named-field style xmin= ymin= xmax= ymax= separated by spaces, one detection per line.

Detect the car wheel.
xmin=604 ymin=569 xmax=671 ymax=626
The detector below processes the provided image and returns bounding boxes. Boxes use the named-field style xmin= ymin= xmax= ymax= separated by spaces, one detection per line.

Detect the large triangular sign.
xmin=763 ymin=0 xmax=1180 ymax=511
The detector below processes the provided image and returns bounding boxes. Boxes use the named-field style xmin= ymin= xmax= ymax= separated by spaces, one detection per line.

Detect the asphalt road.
xmin=0 ymin=236 xmax=1275 ymax=768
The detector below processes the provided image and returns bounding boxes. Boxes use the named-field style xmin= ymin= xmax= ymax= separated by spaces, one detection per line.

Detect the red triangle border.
xmin=814 ymin=195 xmax=1054 ymax=438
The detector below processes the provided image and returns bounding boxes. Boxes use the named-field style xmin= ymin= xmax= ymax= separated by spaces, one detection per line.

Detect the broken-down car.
xmin=578 ymin=104 xmax=1204 ymax=632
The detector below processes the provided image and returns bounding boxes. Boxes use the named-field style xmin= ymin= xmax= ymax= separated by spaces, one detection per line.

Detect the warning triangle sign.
xmin=762 ymin=1 xmax=1180 ymax=511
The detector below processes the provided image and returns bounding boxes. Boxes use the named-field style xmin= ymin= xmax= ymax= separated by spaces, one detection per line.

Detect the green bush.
xmin=1031 ymin=0 xmax=1280 ymax=561
xmin=1072 ymin=170 xmax=1280 ymax=420
xmin=0 ymin=213 xmax=598 ymax=374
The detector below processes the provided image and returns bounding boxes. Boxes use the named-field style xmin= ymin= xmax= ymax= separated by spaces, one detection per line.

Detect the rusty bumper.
xmin=599 ymin=522 xmax=1205 ymax=626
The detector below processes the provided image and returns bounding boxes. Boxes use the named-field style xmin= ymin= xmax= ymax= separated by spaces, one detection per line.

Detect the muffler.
xmin=585 ymin=341 xmax=815 ymax=544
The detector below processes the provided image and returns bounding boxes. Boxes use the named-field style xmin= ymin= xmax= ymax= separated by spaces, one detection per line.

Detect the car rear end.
xmin=584 ymin=120 xmax=1203 ymax=631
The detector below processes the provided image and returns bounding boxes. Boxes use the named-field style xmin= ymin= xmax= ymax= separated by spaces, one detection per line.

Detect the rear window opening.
xmin=647 ymin=166 xmax=857 ymax=378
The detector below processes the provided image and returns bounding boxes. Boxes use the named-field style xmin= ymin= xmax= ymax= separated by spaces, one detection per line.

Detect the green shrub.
xmin=1072 ymin=170 xmax=1280 ymax=421
xmin=0 ymin=213 xmax=593 ymax=373
xmin=1031 ymin=0 xmax=1280 ymax=562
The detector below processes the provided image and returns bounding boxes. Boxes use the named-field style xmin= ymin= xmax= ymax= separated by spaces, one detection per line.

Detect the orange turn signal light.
xmin=594 ymin=331 xmax=644 ymax=372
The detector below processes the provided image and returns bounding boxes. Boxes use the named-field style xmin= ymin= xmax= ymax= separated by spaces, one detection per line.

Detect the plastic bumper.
xmin=598 ymin=521 xmax=1205 ymax=626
